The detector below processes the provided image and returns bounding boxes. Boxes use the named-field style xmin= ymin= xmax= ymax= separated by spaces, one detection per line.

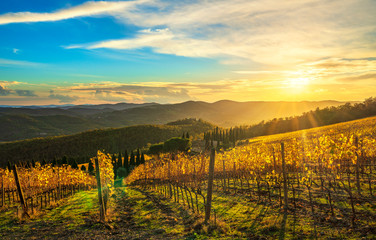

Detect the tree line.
xmin=204 ymin=97 xmax=376 ymax=149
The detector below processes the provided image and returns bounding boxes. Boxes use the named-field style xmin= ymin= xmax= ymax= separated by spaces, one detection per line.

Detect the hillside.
xmin=0 ymin=118 xmax=214 ymax=166
xmin=125 ymin=116 xmax=376 ymax=239
xmin=0 ymin=114 xmax=102 ymax=140
xmin=0 ymin=100 xmax=345 ymax=141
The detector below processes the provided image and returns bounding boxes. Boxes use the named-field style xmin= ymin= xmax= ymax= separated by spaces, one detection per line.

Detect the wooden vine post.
xmin=1 ymin=174 xmax=4 ymax=207
xmin=222 ymin=159 xmax=226 ymax=191
xmin=94 ymin=157 xmax=106 ymax=222
xmin=354 ymin=136 xmax=361 ymax=196
xmin=168 ymin=161 xmax=172 ymax=197
xmin=281 ymin=142 xmax=288 ymax=212
xmin=12 ymin=165 xmax=30 ymax=218
xmin=205 ymin=148 xmax=215 ymax=223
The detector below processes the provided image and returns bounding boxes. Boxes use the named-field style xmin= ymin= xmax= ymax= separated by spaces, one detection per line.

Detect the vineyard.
xmin=1 ymin=117 xmax=376 ymax=239
xmin=126 ymin=117 xmax=376 ymax=239
xmin=0 ymin=151 xmax=116 ymax=221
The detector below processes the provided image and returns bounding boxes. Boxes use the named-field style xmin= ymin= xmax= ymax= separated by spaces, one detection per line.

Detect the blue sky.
xmin=0 ymin=0 xmax=375 ymax=105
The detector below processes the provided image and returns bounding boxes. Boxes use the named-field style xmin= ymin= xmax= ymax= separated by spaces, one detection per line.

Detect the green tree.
xmin=136 ymin=149 xmax=141 ymax=166
xmin=117 ymin=167 xmax=128 ymax=179
xmin=61 ymin=156 xmax=68 ymax=165
xmin=123 ymin=150 xmax=129 ymax=170
xmin=70 ymin=158 xmax=78 ymax=169
xmin=129 ymin=151 xmax=135 ymax=166
xmin=80 ymin=165 xmax=86 ymax=171
xmin=163 ymin=137 xmax=191 ymax=153
xmin=88 ymin=161 xmax=94 ymax=174
xmin=112 ymin=154 xmax=117 ymax=179
xmin=148 ymin=143 xmax=164 ymax=155
xmin=117 ymin=152 xmax=123 ymax=169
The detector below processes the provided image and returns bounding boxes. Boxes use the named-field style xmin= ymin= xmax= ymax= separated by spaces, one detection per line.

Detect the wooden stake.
xmin=12 ymin=165 xmax=30 ymax=218
xmin=205 ymin=148 xmax=215 ymax=223
xmin=281 ymin=142 xmax=288 ymax=212
xmin=1 ymin=174 xmax=4 ymax=207
xmin=95 ymin=157 xmax=106 ymax=222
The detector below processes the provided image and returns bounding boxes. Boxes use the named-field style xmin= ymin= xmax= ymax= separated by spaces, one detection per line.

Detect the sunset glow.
xmin=0 ymin=0 xmax=375 ymax=105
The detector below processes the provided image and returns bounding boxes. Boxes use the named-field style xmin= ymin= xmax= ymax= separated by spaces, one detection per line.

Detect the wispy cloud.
xmin=0 ymin=58 xmax=42 ymax=67
xmin=12 ymin=48 xmax=20 ymax=54
xmin=69 ymin=82 xmax=193 ymax=103
xmin=0 ymin=86 xmax=12 ymax=96
xmin=14 ymin=89 xmax=37 ymax=97
xmin=68 ymin=28 xmax=224 ymax=58
xmin=0 ymin=81 xmax=21 ymax=87
xmin=336 ymin=73 xmax=376 ymax=82
xmin=2 ymin=0 xmax=375 ymax=67
xmin=63 ymin=79 xmax=288 ymax=103
xmin=0 ymin=1 xmax=145 ymax=25
xmin=48 ymin=90 xmax=77 ymax=103
xmin=0 ymin=82 xmax=38 ymax=97
xmin=68 ymin=0 xmax=376 ymax=66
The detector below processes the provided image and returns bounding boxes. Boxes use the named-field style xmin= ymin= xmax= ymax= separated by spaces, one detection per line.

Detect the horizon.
xmin=0 ymin=98 xmax=360 ymax=107
xmin=0 ymin=0 xmax=375 ymax=105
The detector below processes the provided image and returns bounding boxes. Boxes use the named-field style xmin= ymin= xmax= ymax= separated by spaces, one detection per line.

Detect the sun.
xmin=287 ymin=77 xmax=309 ymax=88
xmin=282 ymin=77 xmax=310 ymax=96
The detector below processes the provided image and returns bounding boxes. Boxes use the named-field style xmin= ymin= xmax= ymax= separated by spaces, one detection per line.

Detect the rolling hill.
xmin=0 ymin=100 xmax=345 ymax=141
xmin=0 ymin=118 xmax=214 ymax=166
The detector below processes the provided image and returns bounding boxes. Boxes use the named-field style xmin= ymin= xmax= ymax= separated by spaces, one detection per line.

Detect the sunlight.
xmin=287 ymin=77 xmax=309 ymax=88
xmin=281 ymin=76 xmax=310 ymax=96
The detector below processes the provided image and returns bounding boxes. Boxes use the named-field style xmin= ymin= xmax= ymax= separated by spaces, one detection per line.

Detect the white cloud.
xmin=69 ymin=28 xmax=224 ymax=58
xmin=12 ymin=48 xmax=20 ymax=54
xmin=1 ymin=0 xmax=375 ymax=71
xmin=0 ymin=1 xmax=147 ymax=25
xmin=67 ymin=0 xmax=376 ymax=66
xmin=0 ymin=81 xmax=21 ymax=87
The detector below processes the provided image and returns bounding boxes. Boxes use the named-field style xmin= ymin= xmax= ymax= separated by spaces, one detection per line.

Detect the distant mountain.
xmin=87 ymin=100 xmax=346 ymax=128
xmin=0 ymin=118 xmax=214 ymax=166
xmin=0 ymin=100 xmax=346 ymax=141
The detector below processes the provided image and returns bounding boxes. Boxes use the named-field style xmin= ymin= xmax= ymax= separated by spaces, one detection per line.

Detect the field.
xmin=1 ymin=117 xmax=376 ymax=239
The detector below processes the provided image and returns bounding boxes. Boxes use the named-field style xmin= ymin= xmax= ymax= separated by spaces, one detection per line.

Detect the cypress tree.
xmin=88 ymin=161 xmax=94 ymax=174
xmin=112 ymin=154 xmax=117 ymax=179
xmin=71 ymin=159 xmax=78 ymax=169
xmin=118 ymin=152 xmax=123 ymax=169
xmin=186 ymin=132 xmax=190 ymax=139
xmin=61 ymin=156 xmax=68 ymax=165
xmin=129 ymin=151 xmax=135 ymax=166
xmin=111 ymin=154 xmax=117 ymax=167
xmin=124 ymin=150 xmax=129 ymax=170
xmin=31 ymin=159 xmax=36 ymax=168
xmin=136 ymin=149 xmax=141 ymax=166
xmin=141 ymin=153 xmax=145 ymax=164
xmin=80 ymin=165 xmax=86 ymax=171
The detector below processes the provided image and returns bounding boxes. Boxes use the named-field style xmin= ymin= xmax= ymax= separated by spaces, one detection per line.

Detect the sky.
xmin=0 ymin=0 xmax=375 ymax=105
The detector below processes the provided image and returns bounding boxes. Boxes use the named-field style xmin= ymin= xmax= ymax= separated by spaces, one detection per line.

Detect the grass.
xmin=0 ymin=187 xmax=233 ymax=239
xmin=1 ymin=184 xmax=374 ymax=239
xmin=149 ymin=177 xmax=376 ymax=240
